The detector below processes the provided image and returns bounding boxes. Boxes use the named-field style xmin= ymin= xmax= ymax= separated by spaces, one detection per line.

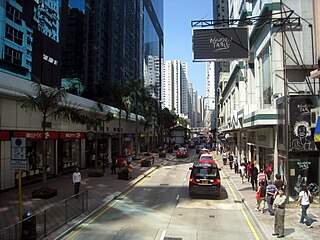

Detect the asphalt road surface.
xmin=60 ymin=150 xmax=265 ymax=240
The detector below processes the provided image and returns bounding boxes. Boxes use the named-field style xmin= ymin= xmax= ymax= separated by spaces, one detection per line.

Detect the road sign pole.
xmin=18 ymin=169 xmax=22 ymax=239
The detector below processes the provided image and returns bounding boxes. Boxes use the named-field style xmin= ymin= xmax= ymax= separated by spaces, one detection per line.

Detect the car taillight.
xmin=212 ymin=179 xmax=221 ymax=185
xmin=189 ymin=178 xmax=198 ymax=184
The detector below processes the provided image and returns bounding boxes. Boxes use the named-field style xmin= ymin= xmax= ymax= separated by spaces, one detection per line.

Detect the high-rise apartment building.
xmin=162 ymin=60 xmax=189 ymax=118
xmin=0 ymin=0 xmax=61 ymax=87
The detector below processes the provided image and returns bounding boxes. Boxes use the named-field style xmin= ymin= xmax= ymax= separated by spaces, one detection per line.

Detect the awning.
xmin=314 ymin=116 xmax=320 ymax=142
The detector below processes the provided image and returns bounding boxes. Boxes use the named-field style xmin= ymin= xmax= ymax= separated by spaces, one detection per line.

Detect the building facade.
xmin=217 ymin=0 xmax=320 ymax=197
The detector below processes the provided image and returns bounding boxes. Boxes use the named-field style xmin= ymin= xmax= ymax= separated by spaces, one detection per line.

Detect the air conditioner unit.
xmin=310 ymin=107 xmax=320 ymax=128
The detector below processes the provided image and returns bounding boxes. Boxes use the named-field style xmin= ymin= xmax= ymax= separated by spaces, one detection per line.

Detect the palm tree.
xmin=20 ymin=81 xmax=83 ymax=197
xmin=125 ymin=79 xmax=146 ymax=156
xmin=85 ymin=102 xmax=115 ymax=175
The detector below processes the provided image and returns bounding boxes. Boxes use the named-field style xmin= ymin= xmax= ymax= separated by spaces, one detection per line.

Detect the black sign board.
xmin=193 ymin=27 xmax=249 ymax=61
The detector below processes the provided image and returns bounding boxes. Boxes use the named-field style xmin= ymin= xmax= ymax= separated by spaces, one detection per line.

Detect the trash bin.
xmin=22 ymin=211 xmax=37 ymax=240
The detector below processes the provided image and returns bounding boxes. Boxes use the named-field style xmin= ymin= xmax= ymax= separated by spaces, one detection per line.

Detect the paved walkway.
xmin=1 ymin=151 xmax=319 ymax=240
xmin=0 ymin=154 xmax=167 ymax=239
xmin=214 ymin=152 xmax=319 ymax=240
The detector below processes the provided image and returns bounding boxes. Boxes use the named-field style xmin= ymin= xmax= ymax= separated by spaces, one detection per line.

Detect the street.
xmin=60 ymin=151 xmax=264 ymax=240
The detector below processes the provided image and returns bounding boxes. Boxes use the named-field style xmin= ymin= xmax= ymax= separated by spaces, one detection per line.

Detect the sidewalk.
xmin=215 ymin=152 xmax=319 ymax=240
xmin=0 ymin=154 xmax=167 ymax=238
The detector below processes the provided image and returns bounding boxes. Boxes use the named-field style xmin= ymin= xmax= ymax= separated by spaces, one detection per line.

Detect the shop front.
xmin=58 ymin=132 xmax=85 ymax=173
xmin=13 ymin=131 xmax=58 ymax=180
xmin=247 ymin=128 xmax=275 ymax=178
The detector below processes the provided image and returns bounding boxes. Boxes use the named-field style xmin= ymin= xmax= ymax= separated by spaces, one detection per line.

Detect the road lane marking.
xmin=176 ymin=194 xmax=180 ymax=201
xmin=160 ymin=230 xmax=166 ymax=240
xmin=66 ymin=169 xmax=158 ymax=239
xmin=218 ymin=160 xmax=259 ymax=240
xmin=240 ymin=207 xmax=260 ymax=240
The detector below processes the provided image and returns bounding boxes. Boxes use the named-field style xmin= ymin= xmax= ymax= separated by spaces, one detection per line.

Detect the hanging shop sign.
xmin=193 ymin=27 xmax=249 ymax=61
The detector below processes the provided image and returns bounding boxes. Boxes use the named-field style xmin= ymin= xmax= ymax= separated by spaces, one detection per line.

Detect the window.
xmin=5 ymin=24 xmax=23 ymax=45
xmin=4 ymin=45 xmax=22 ymax=66
xmin=6 ymin=2 xmax=22 ymax=25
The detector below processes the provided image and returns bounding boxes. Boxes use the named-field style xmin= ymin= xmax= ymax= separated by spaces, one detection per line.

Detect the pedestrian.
xmin=72 ymin=167 xmax=81 ymax=197
xmin=250 ymin=163 xmax=258 ymax=191
xmin=228 ymin=152 xmax=234 ymax=170
xmin=266 ymin=180 xmax=277 ymax=215
xmin=234 ymin=156 xmax=239 ymax=173
xmin=272 ymin=188 xmax=286 ymax=238
xmin=110 ymin=158 xmax=117 ymax=174
xmin=274 ymin=173 xmax=285 ymax=190
xmin=246 ymin=161 xmax=252 ymax=183
xmin=222 ymin=152 xmax=227 ymax=165
xmin=257 ymin=169 xmax=268 ymax=185
xmin=239 ymin=163 xmax=246 ymax=183
xmin=255 ymin=180 xmax=267 ymax=213
xmin=297 ymin=184 xmax=314 ymax=228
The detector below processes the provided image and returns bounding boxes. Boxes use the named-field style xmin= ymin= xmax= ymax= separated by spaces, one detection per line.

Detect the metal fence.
xmin=0 ymin=191 xmax=88 ymax=240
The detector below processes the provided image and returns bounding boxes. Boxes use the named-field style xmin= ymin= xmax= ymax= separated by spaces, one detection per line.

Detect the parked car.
xmin=189 ymin=162 xmax=221 ymax=197
xmin=176 ymin=147 xmax=189 ymax=158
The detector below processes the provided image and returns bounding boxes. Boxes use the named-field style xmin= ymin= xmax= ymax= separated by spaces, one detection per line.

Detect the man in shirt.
xmin=73 ymin=167 xmax=81 ymax=197
xmin=266 ymin=180 xmax=277 ymax=215
xmin=272 ymin=188 xmax=287 ymax=238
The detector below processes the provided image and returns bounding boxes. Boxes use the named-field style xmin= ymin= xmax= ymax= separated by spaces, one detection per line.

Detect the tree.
xmin=85 ymin=102 xmax=115 ymax=176
xmin=20 ymin=81 xmax=83 ymax=197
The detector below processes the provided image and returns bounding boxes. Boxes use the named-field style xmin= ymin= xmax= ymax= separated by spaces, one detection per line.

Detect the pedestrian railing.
xmin=0 ymin=190 xmax=88 ymax=240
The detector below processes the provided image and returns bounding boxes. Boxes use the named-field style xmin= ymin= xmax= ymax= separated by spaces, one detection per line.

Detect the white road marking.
xmin=160 ymin=230 xmax=166 ymax=240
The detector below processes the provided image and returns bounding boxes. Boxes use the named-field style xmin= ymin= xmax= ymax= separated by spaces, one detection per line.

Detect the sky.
xmin=164 ymin=0 xmax=213 ymax=97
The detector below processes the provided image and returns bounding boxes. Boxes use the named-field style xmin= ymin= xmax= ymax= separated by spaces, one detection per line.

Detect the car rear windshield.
xmin=192 ymin=168 xmax=218 ymax=179
xmin=200 ymin=156 xmax=213 ymax=160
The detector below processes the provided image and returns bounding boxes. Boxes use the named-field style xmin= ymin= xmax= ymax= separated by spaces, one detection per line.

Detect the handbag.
xmin=309 ymin=193 xmax=314 ymax=204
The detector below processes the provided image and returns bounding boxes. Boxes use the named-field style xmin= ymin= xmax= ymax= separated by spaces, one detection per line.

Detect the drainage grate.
xmin=209 ymin=215 xmax=215 ymax=218
xmin=160 ymin=183 xmax=169 ymax=186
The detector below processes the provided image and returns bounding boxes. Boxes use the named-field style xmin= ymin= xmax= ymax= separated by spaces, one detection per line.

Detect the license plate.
xmin=202 ymin=180 xmax=208 ymax=184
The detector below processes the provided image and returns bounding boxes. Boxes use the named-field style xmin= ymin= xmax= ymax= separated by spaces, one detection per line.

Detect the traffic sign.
xmin=11 ymin=137 xmax=27 ymax=170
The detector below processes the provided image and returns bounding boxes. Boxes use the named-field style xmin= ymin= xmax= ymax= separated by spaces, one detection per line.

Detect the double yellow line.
xmin=217 ymin=160 xmax=260 ymax=240
xmin=66 ymin=171 xmax=157 ymax=240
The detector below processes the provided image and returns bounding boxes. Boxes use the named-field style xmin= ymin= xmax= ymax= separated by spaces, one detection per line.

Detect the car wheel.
xmin=189 ymin=191 xmax=194 ymax=197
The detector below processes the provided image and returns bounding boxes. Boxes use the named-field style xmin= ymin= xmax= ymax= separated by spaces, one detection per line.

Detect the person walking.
xmin=72 ymin=167 xmax=81 ymax=197
xmin=228 ymin=152 xmax=234 ymax=170
xmin=297 ymin=184 xmax=314 ymax=228
xmin=246 ymin=161 xmax=252 ymax=183
xmin=250 ymin=163 xmax=258 ymax=191
xmin=234 ymin=156 xmax=239 ymax=174
xmin=257 ymin=169 xmax=268 ymax=185
xmin=266 ymin=180 xmax=277 ymax=215
xmin=272 ymin=188 xmax=286 ymax=238
xmin=239 ymin=163 xmax=246 ymax=183
xmin=110 ymin=158 xmax=117 ymax=174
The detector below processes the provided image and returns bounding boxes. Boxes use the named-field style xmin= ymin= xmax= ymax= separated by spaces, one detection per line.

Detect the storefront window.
xmin=259 ymin=147 xmax=274 ymax=180
xmin=58 ymin=139 xmax=80 ymax=170
xmin=25 ymin=140 xmax=54 ymax=176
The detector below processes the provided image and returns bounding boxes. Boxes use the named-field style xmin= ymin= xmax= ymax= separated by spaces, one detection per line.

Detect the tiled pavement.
xmin=1 ymin=151 xmax=319 ymax=240
xmin=214 ymin=152 xmax=319 ymax=240
xmin=0 ymin=154 xmax=168 ymax=239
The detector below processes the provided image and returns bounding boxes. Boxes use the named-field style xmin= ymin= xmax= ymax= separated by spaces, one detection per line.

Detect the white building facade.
xmin=218 ymin=0 xmax=320 ymax=197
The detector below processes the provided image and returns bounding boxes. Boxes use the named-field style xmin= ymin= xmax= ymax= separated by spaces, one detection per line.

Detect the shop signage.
xmin=13 ymin=131 xmax=58 ymax=139
xmin=289 ymin=96 xmax=318 ymax=151
xmin=11 ymin=137 xmax=27 ymax=170
xmin=60 ymin=132 xmax=85 ymax=139
xmin=193 ymin=27 xmax=249 ymax=61
xmin=0 ymin=131 xmax=9 ymax=140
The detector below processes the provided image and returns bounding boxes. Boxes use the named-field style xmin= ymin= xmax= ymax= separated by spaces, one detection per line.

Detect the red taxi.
xmin=198 ymin=148 xmax=210 ymax=158
xmin=176 ymin=147 xmax=189 ymax=158
xmin=198 ymin=153 xmax=215 ymax=164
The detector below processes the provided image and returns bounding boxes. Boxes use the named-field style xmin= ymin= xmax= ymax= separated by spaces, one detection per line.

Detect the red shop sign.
xmin=0 ymin=131 xmax=10 ymax=140
xmin=60 ymin=132 xmax=85 ymax=139
xmin=14 ymin=131 xmax=58 ymax=139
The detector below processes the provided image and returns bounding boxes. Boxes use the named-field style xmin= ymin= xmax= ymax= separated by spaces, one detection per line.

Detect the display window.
xmin=58 ymin=139 xmax=80 ymax=170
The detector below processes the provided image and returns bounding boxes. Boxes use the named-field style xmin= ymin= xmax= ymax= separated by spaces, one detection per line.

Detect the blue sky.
xmin=164 ymin=0 xmax=213 ymax=97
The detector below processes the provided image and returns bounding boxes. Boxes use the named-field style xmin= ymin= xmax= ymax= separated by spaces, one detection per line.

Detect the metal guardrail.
xmin=0 ymin=190 xmax=88 ymax=240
